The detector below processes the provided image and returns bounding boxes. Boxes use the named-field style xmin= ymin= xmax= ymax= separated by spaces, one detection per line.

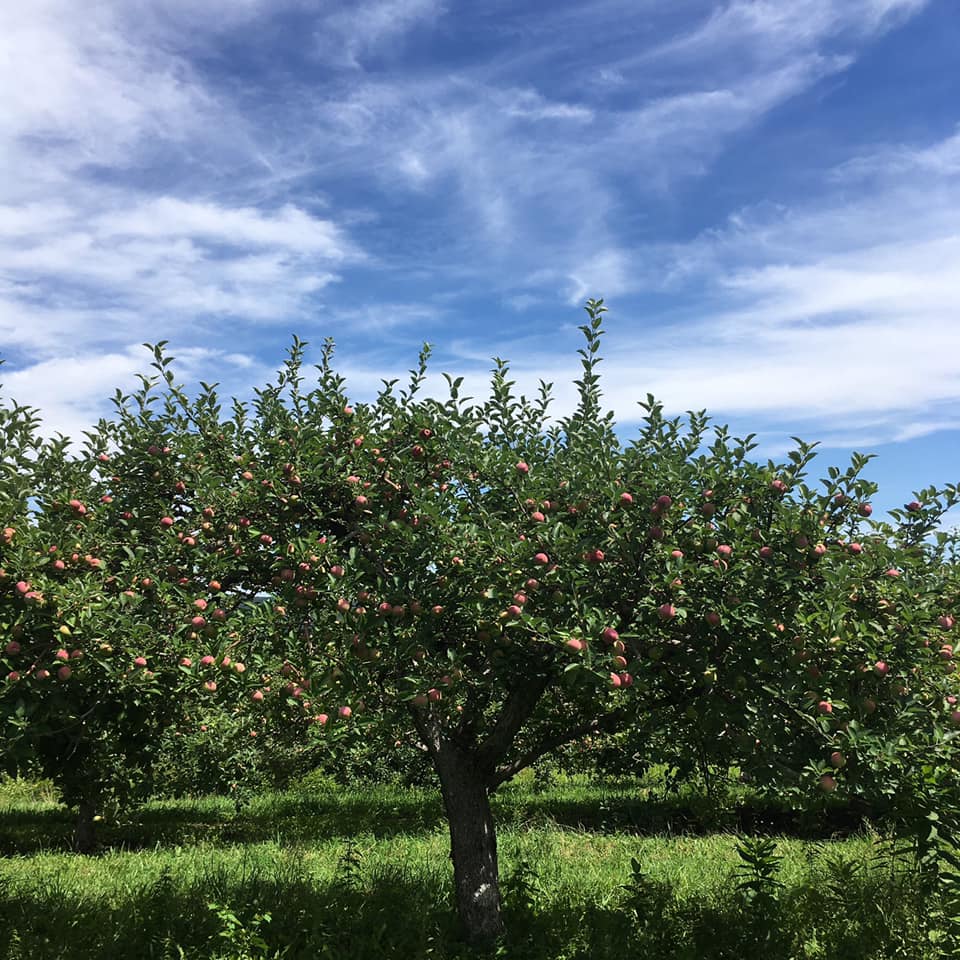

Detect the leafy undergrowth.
xmin=0 ymin=774 xmax=947 ymax=959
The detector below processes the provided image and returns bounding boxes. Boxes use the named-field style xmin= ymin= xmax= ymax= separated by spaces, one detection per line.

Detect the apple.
xmin=531 ymin=511 xmax=545 ymax=522
xmin=619 ymin=492 xmax=633 ymax=505
xmin=717 ymin=544 xmax=732 ymax=558
xmin=55 ymin=649 xmax=69 ymax=661
xmin=609 ymin=672 xmax=622 ymax=688
xmin=657 ymin=603 xmax=676 ymax=621
xmin=670 ymin=549 xmax=683 ymax=559
xmin=858 ymin=503 xmax=873 ymax=517
xmin=819 ymin=774 xmax=837 ymax=792
xmin=705 ymin=612 xmax=721 ymax=628
xmin=829 ymin=751 xmax=846 ymax=768
xmin=874 ymin=661 xmax=889 ymax=677
xmin=200 ymin=655 xmax=215 ymax=667
xmin=6 ymin=672 xmax=20 ymax=682
xmin=251 ymin=690 xmax=264 ymax=702
xmin=817 ymin=701 xmax=833 ymax=715
xmin=601 ymin=627 xmax=619 ymax=644
xmin=905 ymin=501 xmax=922 ymax=512
xmin=758 ymin=546 xmax=774 ymax=560
xmin=160 ymin=516 xmax=174 ymax=528
xmin=330 ymin=565 xmax=345 ymax=577
xmin=338 ymin=705 xmax=352 ymax=718
xmin=133 ymin=656 xmax=148 ymax=667
xmin=515 ymin=461 xmax=529 ymax=475
xmin=770 ymin=479 xmax=787 ymax=493
xmin=812 ymin=543 xmax=827 ymax=558
xmin=939 ymin=615 xmax=956 ymax=630
xmin=204 ymin=680 xmax=217 ymax=692
xmin=4 ymin=641 xmax=21 ymax=656
xmin=565 ymin=638 xmax=585 ymax=653
xmin=57 ymin=666 xmax=72 ymax=681
xmin=533 ymin=552 xmax=549 ymax=565
xmin=179 ymin=657 xmax=193 ymax=667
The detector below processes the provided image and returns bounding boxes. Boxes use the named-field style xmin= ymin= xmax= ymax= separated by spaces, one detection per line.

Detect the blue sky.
xmin=1 ymin=0 xmax=958 ymax=522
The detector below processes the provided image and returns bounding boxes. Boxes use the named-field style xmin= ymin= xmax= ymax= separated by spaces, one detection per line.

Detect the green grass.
xmin=0 ymin=772 xmax=946 ymax=959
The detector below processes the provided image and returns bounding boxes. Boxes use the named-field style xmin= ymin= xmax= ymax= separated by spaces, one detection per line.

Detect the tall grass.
xmin=0 ymin=772 xmax=944 ymax=959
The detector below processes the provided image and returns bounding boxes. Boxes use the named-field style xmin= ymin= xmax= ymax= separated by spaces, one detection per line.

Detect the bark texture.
xmin=435 ymin=742 xmax=504 ymax=948
xmin=74 ymin=800 xmax=96 ymax=853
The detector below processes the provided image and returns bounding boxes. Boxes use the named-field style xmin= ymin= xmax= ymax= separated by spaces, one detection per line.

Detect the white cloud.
xmin=316 ymin=0 xmax=446 ymax=68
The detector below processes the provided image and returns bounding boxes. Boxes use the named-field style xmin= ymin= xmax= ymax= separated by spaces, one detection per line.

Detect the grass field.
xmin=0 ymin=772 xmax=944 ymax=959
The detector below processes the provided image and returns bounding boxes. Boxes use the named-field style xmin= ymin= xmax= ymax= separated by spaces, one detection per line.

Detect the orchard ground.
xmin=0 ymin=768 xmax=947 ymax=960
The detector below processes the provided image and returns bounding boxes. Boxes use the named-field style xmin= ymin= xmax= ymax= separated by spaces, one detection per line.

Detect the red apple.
xmin=657 ymin=603 xmax=676 ymax=621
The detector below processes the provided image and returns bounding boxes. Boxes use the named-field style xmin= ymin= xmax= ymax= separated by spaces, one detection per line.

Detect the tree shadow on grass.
xmin=0 ymin=786 xmax=874 ymax=856
xmin=0 ymin=789 xmax=449 ymax=855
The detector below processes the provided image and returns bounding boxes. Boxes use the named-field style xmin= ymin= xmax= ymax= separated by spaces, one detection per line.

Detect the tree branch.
xmin=488 ymin=707 xmax=629 ymax=790
xmin=474 ymin=668 xmax=553 ymax=775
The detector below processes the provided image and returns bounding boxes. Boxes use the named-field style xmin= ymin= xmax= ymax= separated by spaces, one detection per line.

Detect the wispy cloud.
xmin=0 ymin=0 xmax=951 ymax=473
xmin=316 ymin=0 xmax=447 ymax=68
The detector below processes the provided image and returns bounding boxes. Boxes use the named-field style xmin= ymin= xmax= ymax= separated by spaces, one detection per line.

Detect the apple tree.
xmin=3 ymin=303 xmax=959 ymax=946
xmin=101 ymin=301 xmax=952 ymax=946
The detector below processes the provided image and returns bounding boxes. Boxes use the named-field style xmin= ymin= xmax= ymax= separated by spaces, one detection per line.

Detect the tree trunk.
xmin=435 ymin=742 xmax=503 ymax=949
xmin=74 ymin=800 xmax=97 ymax=853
